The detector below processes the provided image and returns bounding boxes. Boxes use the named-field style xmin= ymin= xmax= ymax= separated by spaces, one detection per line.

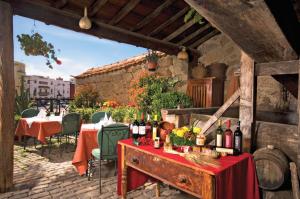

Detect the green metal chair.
xmin=55 ymin=113 xmax=81 ymax=153
xmin=21 ymin=108 xmax=39 ymax=118
xmin=88 ymin=123 xmax=129 ymax=193
xmin=91 ymin=111 xmax=109 ymax=123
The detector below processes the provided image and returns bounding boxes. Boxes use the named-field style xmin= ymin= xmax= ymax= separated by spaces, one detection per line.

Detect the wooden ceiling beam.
xmin=184 ymin=0 xmax=298 ymax=62
xmin=53 ymin=0 xmax=68 ymax=9
xmin=131 ymin=0 xmax=176 ymax=32
xmin=177 ymin=23 xmax=211 ymax=46
xmin=255 ymin=60 xmax=299 ymax=76
xmin=163 ymin=19 xmax=195 ymax=42
xmin=9 ymin=0 xmax=200 ymax=57
xmin=190 ymin=29 xmax=219 ymax=48
xmin=89 ymin=0 xmax=108 ymax=17
xmin=109 ymin=0 xmax=140 ymax=25
xmin=148 ymin=7 xmax=189 ymax=37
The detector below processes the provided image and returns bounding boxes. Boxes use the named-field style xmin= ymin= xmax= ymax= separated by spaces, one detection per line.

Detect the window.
xmin=27 ymin=80 xmax=30 ymax=84
xmin=34 ymin=80 xmax=37 ymax=83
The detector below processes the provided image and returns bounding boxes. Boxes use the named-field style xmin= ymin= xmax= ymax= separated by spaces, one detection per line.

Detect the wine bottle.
xmin=132 ymin=113 xmax=139 ymax=140
xmin=233 ymin=121 xmax=243 ymax=154
xmin=138 ymin=112 xmax=146 ymax=137
xmin=224 ymin=120 xmax=233 ymax=149
xmin=215 ymin=119 xmax=223 ymax=147
xmin=146 ymin=114 xmax=152 ymax=138
xmin=152 ymin=115 xmax=159 ymax=140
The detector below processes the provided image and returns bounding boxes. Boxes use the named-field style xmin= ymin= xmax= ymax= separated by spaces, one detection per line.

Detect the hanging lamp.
xmin=177 ymin=46 xmax=189 ymax=61
xmin=79 ymin=6 xmax=92 ymax=30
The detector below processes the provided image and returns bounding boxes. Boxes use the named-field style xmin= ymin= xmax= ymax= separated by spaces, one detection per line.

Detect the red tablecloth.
xmin=117 ymin=139 xmax=259 ymax=199
xmin=72 ymin=128 xmax=98 ymax=175
xmin=15 ymin=118 xmax=62 ymax=143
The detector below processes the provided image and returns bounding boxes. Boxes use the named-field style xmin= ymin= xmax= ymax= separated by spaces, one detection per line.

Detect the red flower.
xmin=56 ymin=59 xmax=62 ymax=65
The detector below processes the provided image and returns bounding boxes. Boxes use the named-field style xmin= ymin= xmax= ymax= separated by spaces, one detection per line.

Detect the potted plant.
xmin=145 ymin=50 xmax=159 ymax=71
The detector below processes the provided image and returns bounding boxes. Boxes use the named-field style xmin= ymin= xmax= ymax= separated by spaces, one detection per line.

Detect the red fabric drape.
xmin=117 ymin=139 xmax=259 ymax=199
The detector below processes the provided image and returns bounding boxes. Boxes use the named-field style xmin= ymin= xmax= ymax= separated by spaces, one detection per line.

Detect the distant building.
xmin=23 ymin=75 xmax=71 ymax=99
xmin=14 ymin=61 xmax=26 ymax=94
xmin=69 ymin=78 xmax=75 ymax=99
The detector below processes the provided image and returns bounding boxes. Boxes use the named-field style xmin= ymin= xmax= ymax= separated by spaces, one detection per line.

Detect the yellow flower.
xmin=176 ymin=129 xmax=185 ymax=137
xmin=182 ymin=126 xmax=189 ymax=131
xmin=193 ymin=127 xmax=202 ymax=134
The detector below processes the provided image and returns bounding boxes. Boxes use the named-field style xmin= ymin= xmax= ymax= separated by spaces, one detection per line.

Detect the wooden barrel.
xmin=253 ymin=147 xmax=289 ymax=190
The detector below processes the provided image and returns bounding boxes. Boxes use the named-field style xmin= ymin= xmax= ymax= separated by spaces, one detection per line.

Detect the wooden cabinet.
xmin=120 ymin=144 xmax=215 ymax=199
xmin=187 ymin=77 xmax=224 ymax=108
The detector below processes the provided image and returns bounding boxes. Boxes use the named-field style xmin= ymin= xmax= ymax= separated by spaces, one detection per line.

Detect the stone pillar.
xmin=0 ymin=1 xmax=15 ymax=193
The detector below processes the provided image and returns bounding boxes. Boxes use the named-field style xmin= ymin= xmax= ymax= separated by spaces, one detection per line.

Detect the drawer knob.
xmin=131 ymin=157 xmax=139 ymax=164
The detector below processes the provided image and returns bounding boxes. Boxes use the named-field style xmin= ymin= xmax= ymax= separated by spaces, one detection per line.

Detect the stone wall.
xmin=75 ymin=55 xmax=188 ymax=105
xmin=192 ymin=33 xmax=297 ymax=112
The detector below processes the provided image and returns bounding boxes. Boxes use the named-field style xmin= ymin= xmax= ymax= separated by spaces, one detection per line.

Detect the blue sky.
xmin=14 ymin=16 xmax=147 ymax=80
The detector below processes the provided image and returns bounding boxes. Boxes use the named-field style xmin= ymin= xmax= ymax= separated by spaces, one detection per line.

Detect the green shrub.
xmin=69 ymin=107 xmax=98 ymax=123
xmin=131 ymin=75 xmax=192 ymax=117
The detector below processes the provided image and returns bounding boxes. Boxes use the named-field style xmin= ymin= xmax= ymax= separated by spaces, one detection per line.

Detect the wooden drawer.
xmin=125 ymin=147 xmax=215 ymax=199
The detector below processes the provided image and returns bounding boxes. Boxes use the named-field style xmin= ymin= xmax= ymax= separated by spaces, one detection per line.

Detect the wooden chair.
xmin=88 ymin=123 xmax=130 ymax=193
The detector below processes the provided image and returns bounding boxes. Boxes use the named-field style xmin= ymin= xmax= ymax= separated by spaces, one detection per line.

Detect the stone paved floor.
xmin=0 ymin=141 xmax=196 ymax=199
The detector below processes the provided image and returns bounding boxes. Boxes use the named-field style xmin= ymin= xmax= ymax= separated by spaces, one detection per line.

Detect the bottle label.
xmin=216 ymin=134 xmax=223 ymax=147
xmin=132 ymin=126 xmax=139 ymax=134
xmin=139 ymin=126 xmax=146 ymax=135
xmin=225 ymin=134 xmax=232 ymax=148
xmin=234 ymin=136 xmax=241 ymax=149
xmin=152 ymin=127 xmax=157 ymax=139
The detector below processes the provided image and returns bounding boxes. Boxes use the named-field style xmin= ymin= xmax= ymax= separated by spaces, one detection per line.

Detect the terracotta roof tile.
xmin=75 ymin=52 xmax=165 ymax=79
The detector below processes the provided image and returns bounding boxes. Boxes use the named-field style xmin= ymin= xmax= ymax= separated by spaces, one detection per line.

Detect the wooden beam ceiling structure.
xmin=108 ymin=0 xmax=140 ymax=25
xmin=88 ymin=0 xmax=109 ymax=17
xmin=9 ymin=0 xmax=200 ymax=58
xmin=148 ymin=6 xmax=189 ymax=37
xmin=130 ymin=0 xmax=176 ymax=32
xmin=53 ymin=0 xmax=68 ymax=9
xmin=184 ymin=0 xmax=299 ymax=63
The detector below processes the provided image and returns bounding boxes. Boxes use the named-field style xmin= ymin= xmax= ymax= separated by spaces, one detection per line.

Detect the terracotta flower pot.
xmin=147 ymin=61 xmax=157 ymax=71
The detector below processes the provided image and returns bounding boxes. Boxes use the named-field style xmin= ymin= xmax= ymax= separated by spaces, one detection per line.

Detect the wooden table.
xmin=117 ymin=139 xmax=260 ymax=199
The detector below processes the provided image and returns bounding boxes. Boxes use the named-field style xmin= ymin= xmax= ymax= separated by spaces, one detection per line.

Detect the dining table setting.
xmin=15 ymin=109 xmax=63 ymax=143
xmin=72 ymin=115 xmax=118 ymax=175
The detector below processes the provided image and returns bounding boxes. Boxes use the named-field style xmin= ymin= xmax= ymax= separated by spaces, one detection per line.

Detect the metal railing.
xmin=33 ymin=98 xmax=74 ymax=115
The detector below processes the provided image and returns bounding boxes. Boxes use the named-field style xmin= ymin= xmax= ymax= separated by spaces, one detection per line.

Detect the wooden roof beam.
xmin=10 ymin=0 xmax=200 ymax=58
xmin=184 ymin=0 xmax=298 ymax=62
xmin=190 ymin=29 xmax=219 ymax=48
xmin=109 ymin=0 xmax=140 ymax=25
xmin=163 ymin=19 xmax=195 ymax=42
xmin=148 ymin=7 xmax=189 ymax=37
xmin=53 ymin=0 xmax=68 ymax=9
xmin=177 ymin=23 xmax=211 ymax=46
xmin=255 ymin=60 xmax=299 ymax=76
xmin=89 ymin=0 xmax=108 ymax=17
xmin=131 ymin=0 xmax=176 ymax=32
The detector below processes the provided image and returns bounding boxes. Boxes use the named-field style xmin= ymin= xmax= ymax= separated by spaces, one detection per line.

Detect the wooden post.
xmin=239 ymin=52 xmax=255 ymax=153
xmin=0 ymin=1 xmax=15 ymax=193
xmin=298 ymin=60 xmax=300 ymax=176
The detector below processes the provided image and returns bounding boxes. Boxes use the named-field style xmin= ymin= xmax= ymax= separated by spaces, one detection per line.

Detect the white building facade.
xmin=23 ymin=75 xmax=71 ymax=99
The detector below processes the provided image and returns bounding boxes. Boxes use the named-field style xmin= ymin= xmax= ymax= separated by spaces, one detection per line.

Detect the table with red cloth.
xmin=15 ymin=118 xmax=62 ymax=143
xmin=117 ymin=139 xmax=260 ymax=199
xmin=72 ymin=127 xmax=98 ymax=175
